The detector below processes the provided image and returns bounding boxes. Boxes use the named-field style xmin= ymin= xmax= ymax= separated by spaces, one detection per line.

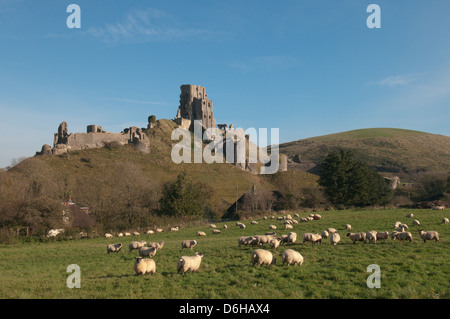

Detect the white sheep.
xmin=392 ymin=231 xmax=413 ymax=242
xmin=177 ymin=252 xmax=204 ymax=275
xmin=345 ymin=224 xmax=352 ymax=230
xmin=302 ymin=233 xmax=322 ymax=245
xmin=155 ymin=228 xmax=164 ymax=233
xmin=105 ymin=233 xmax=113 ymax=238
xmin=313 ymin=214 xmax=322 ymax=220
xmin=412 ymin=219 xmax=420 ymax=226
xmin=197 ymin=231 xmax=207 ymax=236
xmin=138 ymin=246 xmax=157 ymax=258
xmin=327 ymin=227 xmax=337 ymax=234
xmin=170 ymin=227 xmax=179 ymax=232
xmin=406 ymin=213 xmax=414 ymax=218
xmin=146 ymin=230 xmax=154 ymax=235
xmin=251 ymin=249 xmax=276 ymax=267
xmin=418 ymin=229 xmax=440 ymax=243
xmin=281 ymin=249 xmax=304 ymax=266
xmin=212 ymin=229 xmax=221 ymax=234
xmin=347 ymin=232 xmax=366 ymax=244
xmin=238 ymin=236 xmax=254 ymax=247
xmin=269 ymin=225 xmax=277 ymax=230
xmin=251 ymin=221 xmax=258 ymax=225
xmin=147 ymin=241 xmax=165 ymax=251
xmin=287 ymin=232 xmax=297 ymax=244
xmin=254 ymin=234 xmax=275 ymax=246
xmin=118 ymin=233 xmax=124 ymax=237
xmin=321 ymin=230 xmax=329 ymax=239
xmin=269 ymin=238 xmax=281 ymax=250
xmin=124 ymin=232 xmax=131 ymax=237
xmin=132 ymin=231 xmax=140 ymax=236
xmin=330 ymin=232 xmax=341 ymax=246
xmin=106 ymin=243 xmax=122 ymax=254
xmin=181 ymin=240 xmax=198 ymax=250
xmin=376 ymin=231 xmax=389 ymax=241
xmin=394 ymin=221 xmax=402 ymax=229
xmin=442 ymin=218 xmax=449 ymax=224
xmin=366 ymin=231 xmax=377 ymax=244
xmin=239 ymin=223 xmax=246 ymax=229
xmin=223 ymin=224 xmax=228 ymax=229
xmin=134 ymin=257 xmax=156 ymax=275
xmin=300 ymin=217 xmax=308 ymax=222
xmin=129 ymin=241 xmax=147 ymax=252
xmin=432 ymin=206 xmax=445 ymax=210
xmin=209 ymin=224 xmax=217 ymax=228
xmin=285 ymin=224 xmax=293 ymax=230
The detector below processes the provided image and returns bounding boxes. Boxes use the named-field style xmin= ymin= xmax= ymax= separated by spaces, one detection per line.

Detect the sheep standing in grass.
xmin=269 ymin=225 xmax=277 ymax=230
xmin=212 ymin=229 xmax=221 ymax=235
xmin=118 ymin=233 xmax=124 ymax=237
xmin=412 ymin=220 xmax=420 ymax=226
xmin=366 ymin=231 xmax=377 ymax=244
xmin=287 ymin=232 xmax=297 ymax=244
xmin=107 ymin=243 xmax=122 ymax=254
xmin=313 ymin=214 xmax=322 ymax=220
xmin=392 ymin=231 xmax=413 ymax=242
xmin=330 ymin=233 xmax=341 ymax=246
xmin=347 ymin=232 xmax=367 ymax=244
xmin=376 ymin=231 xmax=389 ymax=242
xmin=209 ymin=224 xmax=217 ymax=229
xmin=251 ymin=249 xmax=276 ymax=267
xmin=148 ymin=241 xmax=165 ymax=251
xmin=129 ymin=241 xmax=147 ymax=252
xmin=146 ymin=230 xmax=154 ymax=235
xmin=134 ymin=257 xmax=156 ymax=275
xmin=155 ymin=228 xmax=163 ymax=233
xmin=239 ymin=223 xmax=246 ymax=229
xmin=442 ymin=218 xmax=449 ymax=224
xmin=406 ymin=213 xmax=414 ymax=218
xmin=345 ymin=224 xmax=352 ymax=230
xmin=255 ymin=234 xmax=275 ymax=246
xmin=177 ymin=252 xmax=204 ymax=275
xmin=418 ymin=229 xmax=440 ymax=243
xmin=124 ymin=232 xmax=131 ymax=237
xmin=327 ymin=228 xmax=337 ymax=234
xmin=285 ymin=224 xmax=293 ymax=230
xmin=282 ymin=249 xmax=304 ymax=266
xmin=321 ymin=230 xmax=329 ymax=239
xmin=238 ymin=236 xmax=257 ymax=247
xmin=181 ymin=240 xmax=197 ymax=250
xmin=138 ymin=246 xmax=157 ymax=258
xmin=223 ymin=224 xmax=228 ymax=229
xmin=269 ymin=238 xmax=281 ymax=250
xmin=105 ymin=233 xmax=113 ymax=238
xmin=302 ymin=233 xmax=322 ymax=245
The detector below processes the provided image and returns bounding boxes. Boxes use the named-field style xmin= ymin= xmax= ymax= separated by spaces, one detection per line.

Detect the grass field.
xmin=0 ymin=208 xmax=449 ymax=299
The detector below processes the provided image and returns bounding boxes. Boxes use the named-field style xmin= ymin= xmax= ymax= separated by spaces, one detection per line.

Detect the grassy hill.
xmin=278 ymin=128 xmax=450 ymax=179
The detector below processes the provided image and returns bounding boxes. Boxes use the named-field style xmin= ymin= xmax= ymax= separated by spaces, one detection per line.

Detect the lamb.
xmin=105 ymin=233 xmax=113 ymax=238
xmin=418 ymin=229 xmax=440 ymax=243
xmin=366 ymin=231 xmax=377 ymax=244
xmin=212 ymin=229 xmax=221 ymax=234
xmin=269 ymin=238 xmax=281 ymax=250
xmin=412 ymin=220 xmax=420 ymax=226
xmin=392 ymin=231 xmax=413 ymax=242
xmin=106 ymin=243 xmax=122 ymax=254
xmin=376 ymin=231 xmax=389 ymax=241
xmin=442 ymin=218 xmax=449 ymax=224
xmin=197 ymin=231 xmax=207 ymax=236
xmin=330 ymin=232 xmax=341 ymax=246
xmin=147 ymin=241 xmax=165 ymax=251
xmin=282 ymin=249 xmax=304 ymax=266
xmin=302 ymin=233 xmax=322 ymax=245
xmin=347 ymin=232 xmax=366 ymax=244
xmin=251 ymin=249 xmax=276 ymax=267
xmin=321 ymin=230 xmax=329 ymax=239
xmin=134 ymin=257 xmax=156 ymax=275
xmin=181 ymin=240 xmax=198 ymax=250
xmin=345 ymin=224 xmax=352 ymax=230
xmin=327 ymin=228 xmax=337 ymax=234
xmin=138 ymin=246 xmax=157 ymax=258
xmin=129 ymin=241 xmax=147 ymax=252
xmin=177 ymin=252 xmax=204 ymax=275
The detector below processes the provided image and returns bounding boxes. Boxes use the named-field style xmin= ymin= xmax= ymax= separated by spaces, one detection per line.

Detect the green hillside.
xmin=279 ymin=128 xmax=450 ymax=178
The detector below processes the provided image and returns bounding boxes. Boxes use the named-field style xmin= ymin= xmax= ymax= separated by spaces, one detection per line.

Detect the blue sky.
xmin=1 ymin=0 xmax=449 ymax=168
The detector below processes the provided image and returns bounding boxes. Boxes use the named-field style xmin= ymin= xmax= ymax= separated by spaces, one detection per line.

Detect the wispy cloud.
xmin=375 ymin=74 xmax=419 ymax=87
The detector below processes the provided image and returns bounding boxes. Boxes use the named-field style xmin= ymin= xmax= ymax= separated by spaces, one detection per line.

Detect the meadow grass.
xmin=0 ymin=208 xmax=449 ymax=299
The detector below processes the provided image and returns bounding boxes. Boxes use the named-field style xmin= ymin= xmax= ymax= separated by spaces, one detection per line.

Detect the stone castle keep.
xmin=36 ymin=84 xmax=287 ymax=173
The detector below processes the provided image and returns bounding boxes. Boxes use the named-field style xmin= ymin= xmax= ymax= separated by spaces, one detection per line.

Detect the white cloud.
xmin=376 ymin=74 xmax=418 ymax=87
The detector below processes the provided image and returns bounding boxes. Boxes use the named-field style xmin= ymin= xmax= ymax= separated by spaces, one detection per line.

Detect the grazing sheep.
xmin=406 ymin=213 xmax=414 ymax=218
xmin=132 ymin=232 xmax=140 ymax=236
xmin=263 ymin=216 xmax=268 ymax=220
xmin=277 ymin=216 xmax=284 ymax=221
xmin=118 ymin=233 xmax=124 ymax=237
xmin=281 ymin=249 xmax=304 ymax=266
xmin=134 ymin=257 xmax=156 ymax=275
xmin=105 ymin=233 xmax=113 ymax=238
xmin=294 ymin=213 xmax=300 ymax=218
xmin=147 ymin=241 xmax=165 ymax=251
xmin=251 ymin=249 xmax=276 ymax=267
xmin=170 ymin=227 xmax=179 ymax=232
xmin=265 ymin=232 xmax=277 ymax=236
xmin=287 ymin=232 xmax=297 ymax=244
xmin=376 ymin=231 xmax=389 ymax=241
xmin=181 ymin=240 xmax=198 ymax=250
xmin=366 ymin=231 xmax=377 ymax=244
xmin=251 ymin=221 xmax=258 ymax=225
xmin=269 ymin=238 xmax=281 ymax=250
xmin=313 ymin=214 xmax=322 ymax=220
xmin=285 ymin=224 xmax=293 ymax=230
xmin=330 ymin=232 xmax=341 ymax=246
xmin=138 ymin=246 xmax=157 ymax=258
xmin=302 ymin=233 xmax=322 ymax=245
xmin=177 ymin=252 xmax=204 ymax=275
xmin=284 ymin=220 xmax=293 ymax=225
xmin=442 ymin=218 xmax=449 ymax=224
xmin=124 ymin=232 xmax=131 ymax=237
xmin=238 ymin=236 xmax=257 ymax=247
xmin=306 ymin=217 xmax=314 ymax=221
xmin=155 ymin=228 xmax=163 ymax=233
xmin=321 ymin=230 xmax=329 ymax=239
xmin=146 ymin=230 xmax=154 ymax=235
xmin=392 ymin=231 xmax=413 ymax=242
xmin=129 ymin=241 xmax=147 ymax=252
xmin=269 ymin=225 xmax=277 ymax=230
xmin=345 ymin=224 xmax=352 ymax=230
xmin=308 ymin=214 xmax=315 ymax=218
xmin=432 ymin=206 xmax=445 ymax=210
xmin=239 ymin=223 xmax=246 ymax=229
xmin=327 ymin=228 xmax=337 ymax=234
xmin=399 ymin=223 xmax=409 ymax=230
xmin=394 ymin=221 xmax=402 ymax=229
xmin=412 ymin=220 xmax=421 ymax=226
xmin=223 ymin=224 xmax=228 ymax=229
xmin=107 ymin=243 xmax=122 ymax=254
xmin=300 ymin=217 xmax=308 ymax=223
xmin=197 ymin=231 xmax=207 ymax=236
xmin=347 ymin=232 xmax=367 ymax=244
xmin=418 ymin=229 xmax=440 ymax=243
xmin=286 ymin=214 xmax=293 ymax=220
xmin=209 ymin=224 xmax=217 ymax=229
xmin=212 ymin=229 xmax=221 ymax=234
xmin=390 ymin=231 xmax=399 ymax=240
xmin=292 ymin=219 xmax=299 ymax=224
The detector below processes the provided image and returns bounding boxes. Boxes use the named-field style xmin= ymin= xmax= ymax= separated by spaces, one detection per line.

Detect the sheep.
xmin=285 ymin=224 xmax=293 ymax=230
xmin=223 ymin=224 xmax=228 ymax=229
xmin=124 ymin=232 xmax=131 ymax=237
xmin=147 ymin=241 xmax=165 ymax=251
xmin=287 ymin=232 xmax=297 ymax=244
xmin=155 ymin=228 xmax=164 ymax=233
xmin=265 ymin=232 xmax=277 ymax=236
xmin=238 ymin=236 xmax=257 ymax=247
xmin=251 ymin=249 xmax=276 ymax=268
xmin=282 ymin=249 xmax=304 ymax=266
xmin=106 ymin=243 xmax=122 ymax=254
xmin=294 ymin=213 xmax=300 ymax=218
xmin=209 ymin=224 xmax=217 ymax=229
xmin=392 ymin=231 xmax=413 ymax=242
xmin=330 ymin=232 xmax=341 ymax=246
xmin=412 ymin=220 xmax=421 ymax=226
xmin=197 ymin=231 xmax=207 ymax=236
xmin=146 ymin=230 xmax=154 ymax=235
xmin=263 ymin=216 xmax=268 ymax=220
xmin=313 ymin=214 xmax=322 ymax=220
xmin=238 ymin=223 xmax=246 ymax=229
xmin=170 ymin=227 xmax=179 ymax=232
xmin=442 ymin=218 xmax=449 ymax=224
xmin=302 ymin=233 xmax=322 ymax=245
xmin=254 ymin=234 xmax=275 ymax=246
xmin=118 ymin=233 xmax=124 ymax=237
xmin=321 ymin=230 xmax=329 ymax=239
xmin=390 ymin=231 xmax=399 ymax=240
xmin=327 ymin=228 xmax=337 ymax=234
xmin=132 ymin=231 xmax=140 ymax=236
xmin=292 ymin=219 xmax=298 ymax=224
xmin=269 ymin=225 xmax=277 ymax=230
xmin=399 ymin=223 xmax=409 ymax=230
xmin=129 ymin=241 xmax=147 ymax=252
xmin=406 ymin=213 xmax=414 ymax=218
xmin=138 ymin=246 xmax=157 ymax=258
xmin=418 ymin=229 xmax=440 ymax=243
xmin=269 ymin=238 xmax=281 ymax=250
xmin=347 ymin=232 xmax=367 ymax=244
xmin=345 ymin=224 xmax=352 ymax=230
xmin=394 ymin=221 xmax=402 ymax=229
xmin=181 ymin=240 xmax=198 ymax=250
xmin=177 ymin=252 xmax=204 ymax=275
xmin=286 ymin=214 xmax=292 ymax=220
xmin=306 ymin=217 xmax=314 ymax=221
xmin=277 ymin=216 xmax=284 ymax=221
xmin=284 ymin=220 xmax=293 ymax=225
xmin=376 ymin=231 xmax=389 ymax=241
xmin=308 ymin=214 xmax=315 ymax=218
xmin=300 ymin=217 xmax=308 ymax=223
xmin=251 ymin=221 xmax=258 ymax=225
xmin=134 ymin=257 xmax=156 ymax=275
xmin=432 ymin=206 xmax=445 ymax=210
xmin=212 ymin=229 xmax=221 ymax=235
xmin=105 ymin=233 xmax=113 ymax=238
xmin=366 ymin=231 xmax=377 ymax=244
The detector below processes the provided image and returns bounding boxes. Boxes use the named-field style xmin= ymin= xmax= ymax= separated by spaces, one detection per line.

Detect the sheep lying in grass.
xmin=107 ymin=243 xmax=122 ymax=254
xmin=155 ymin=228 xmax=163 ymax=233
xmin=251 ymin=249 xmax=276 ymax=268
xmin=132 ymin=232 xmax=140 ymax=236
xmin=124 ymin=232 xmax=131 ymax=237
xmin=118 ymin=233 xmax=124 ymax=237
xmin=347 ymin=232 xmax=366 ymax=244
xmin=418 ymin=229 xmax=440 ymax=243
xmin=197 ymin=231 xmax=206 ymax=236
xmin=134 ymin=257 xmax=156 ymax=275
xmin=376 ymin=231 xmax=389 ymax=242
xmin=181 ymin=240 xmax=197 ymax=250
xmin=330 ymin=232 xmax=341 ymax=246
xmin=302 ymin=233 xmax=322 ymax=245
xmin=282 ymin=249 xmax=304 ymax=266
xmin=392 ymin=231 xmax=413 ymax=242
xmin=442 ymin=218 xmax=449 ymax=224
xmin=209 ymin=224 xmax=217 ymax=229
xmin=129 ymin=241 xmax=147 ymax=252
xmin=251 ymin=221 xmax=258 ymax=225
xmin=366 ymin=231 xmax=377 ymax=244
xmin=177 ymin=252 xmax=204 ymax=275
xmin=138 ymin=246 xmax=157 ymax=258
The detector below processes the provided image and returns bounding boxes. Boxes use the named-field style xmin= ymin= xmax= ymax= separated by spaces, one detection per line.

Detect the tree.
xmin=319 ymin=149 xmax=392 ymax=207
xmin=158 ymin=171 xmax=213 ymax=217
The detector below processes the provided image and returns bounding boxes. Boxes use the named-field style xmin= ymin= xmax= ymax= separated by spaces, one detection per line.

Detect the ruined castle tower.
xmin=175 ymin=84 xmax=216 ymax=130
